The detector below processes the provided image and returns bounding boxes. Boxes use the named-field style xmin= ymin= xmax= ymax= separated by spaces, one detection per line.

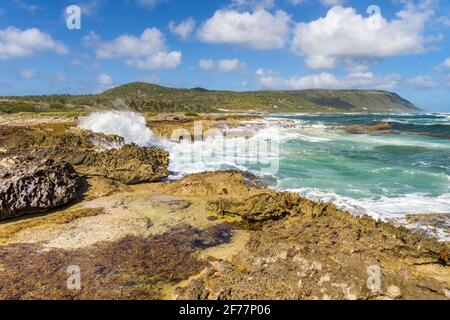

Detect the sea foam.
xmin=287 ymin=187 xmax=450 ymax=240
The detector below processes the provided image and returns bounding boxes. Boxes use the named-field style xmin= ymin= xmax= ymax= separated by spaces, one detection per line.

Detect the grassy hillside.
xmin=0 ymin=82 xmax=421 ymax=115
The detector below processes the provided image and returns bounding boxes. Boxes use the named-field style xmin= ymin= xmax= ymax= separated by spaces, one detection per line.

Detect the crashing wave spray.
xmin=79 ymin=111 xmax=154 ymax=147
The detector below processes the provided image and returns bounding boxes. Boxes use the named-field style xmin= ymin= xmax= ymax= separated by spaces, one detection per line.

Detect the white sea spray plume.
xmin=79 ymin=111 xmax=155 ymax=147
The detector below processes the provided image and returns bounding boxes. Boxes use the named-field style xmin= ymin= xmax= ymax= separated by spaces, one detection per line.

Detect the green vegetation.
xmin=0 ymin=100 xmax=87 ymax=115
xmin=0 ymin=101 xmax=42 ymax=113
xmin=0 ymin=82 xmax=421 ymax=115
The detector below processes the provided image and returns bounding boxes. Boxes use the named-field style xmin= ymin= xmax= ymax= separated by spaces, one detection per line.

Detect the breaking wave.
xmin=79 ymin=111 xmax=154 ymax=147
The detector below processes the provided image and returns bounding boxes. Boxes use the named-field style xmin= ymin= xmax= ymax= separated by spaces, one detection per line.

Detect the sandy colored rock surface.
xmin=175 ymin=175 xmax=450 ymax=300
xmin=0 ymin=170 xmax=448 ymax=300
xmin=147 ymin=114 xmax=260 ymax=140
xmin=1 ymin=175 xmax=252 ymax=251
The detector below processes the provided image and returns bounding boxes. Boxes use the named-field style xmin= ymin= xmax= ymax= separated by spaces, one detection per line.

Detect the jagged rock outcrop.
xmin=74 ymin=144 xmax=169 ymax=184
xmin=163 ymin=170 xmax=264 ymax=197
xmin=343 ymin=121 xmax=450 ymax=139
xmin=176 ymin=175 xmax=450 ymax=300
xmin=207 ymin=192 xmax=304 ymax=222
xmin=4 ymin=127 xmax=170 ymax=184
xmin=148 ymin=115 xmax=259 ymax=140
xmin=1 ymin=126 xmax=124 ymax=151
xmin=205 ymin=179 xmax=343 ymax=222
xmin=0 ymin=159 xmax=82 ymax=220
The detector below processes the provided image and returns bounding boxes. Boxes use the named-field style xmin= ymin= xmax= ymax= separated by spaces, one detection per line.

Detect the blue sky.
xmin=0 ymin=0 xmax=449 ymax=111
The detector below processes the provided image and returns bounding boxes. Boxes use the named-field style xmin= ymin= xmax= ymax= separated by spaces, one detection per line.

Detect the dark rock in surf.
xmin=344 ymin=122 xmax=391 ymax=134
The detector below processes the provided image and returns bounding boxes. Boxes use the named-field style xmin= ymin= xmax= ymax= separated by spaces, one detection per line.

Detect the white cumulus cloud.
xmin=0 ymin=27 xmax=68 ymax=60
xmin=79 ymin=0 xmax=103 ymax=17
xmin=198 ymin=9 xmax=291 ymax=49
xmin=198 ymin=58 xmax=245 ymax=72
xmin=198 ymin=59 xmax=215 ymax=70
xmin=292 ymin=5 xmax=432 ymax=69
xmin=218 ymin=59 xmax=245 ymax=72
xmin=97 ymin=73 xmax=113 ymax=86
xmin=168 ymin=17 xmax=196 ymax=40
xmin=96 ymin=28 xmax=181 ymax=70
xmin=126 ymin=51 xmax=182 ymax=70
xmin=435 ymin=58 xmax=450 ymax=71
xmin=256 ymin=68 xmax=401 ymax=90
xmin=405 ymin=75 xmax=440 ymax=88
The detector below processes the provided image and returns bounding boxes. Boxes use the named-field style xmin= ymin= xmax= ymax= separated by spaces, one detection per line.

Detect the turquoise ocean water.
xmin=168 ymin=113 xmax=449 ymax=240
xmin=80 ymin=111 xmax=450 ymax=239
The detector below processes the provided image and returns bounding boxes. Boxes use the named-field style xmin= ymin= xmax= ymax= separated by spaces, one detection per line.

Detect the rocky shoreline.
xmin=0 ymin=113 xmax=448 ymax=300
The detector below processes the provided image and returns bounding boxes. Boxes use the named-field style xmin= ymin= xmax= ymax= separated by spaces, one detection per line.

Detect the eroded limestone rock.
xmin=0 ymin=159 xmax=82 ymax=220
xmin=73 ymin=144 xmax=169 ymax=184
xmin=4 ymin=127 xmax=169 ymax=184
xmin=207 ymin=192 xmax=304 ymax=222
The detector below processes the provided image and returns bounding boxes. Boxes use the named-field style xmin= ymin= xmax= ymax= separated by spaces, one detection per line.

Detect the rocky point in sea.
xmin=2 ymin=126 xmax=170 ymax=185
